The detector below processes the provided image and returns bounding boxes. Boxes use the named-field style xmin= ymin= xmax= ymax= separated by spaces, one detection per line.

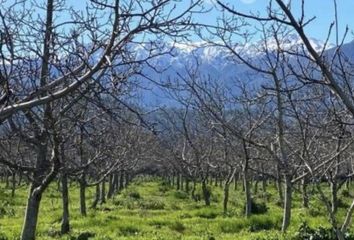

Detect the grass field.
xmin=0 ymin=177 xmax=353 ymax=239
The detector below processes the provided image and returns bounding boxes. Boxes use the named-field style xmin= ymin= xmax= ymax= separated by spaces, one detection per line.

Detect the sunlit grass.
xmin=0 ymin=177 xmax=353 ymax=239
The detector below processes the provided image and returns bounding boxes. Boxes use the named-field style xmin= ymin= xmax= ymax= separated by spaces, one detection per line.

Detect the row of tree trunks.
xmin=0 ymin=170 xmax=26 ymax=195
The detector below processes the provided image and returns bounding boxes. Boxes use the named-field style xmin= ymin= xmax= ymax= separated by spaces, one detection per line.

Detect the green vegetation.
xmin=0 ymin=177 xmax=354 ymax=239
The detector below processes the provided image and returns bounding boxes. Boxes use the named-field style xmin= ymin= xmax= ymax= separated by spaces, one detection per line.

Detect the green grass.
xmin=0 ymin=177 xmax=353 ymax=239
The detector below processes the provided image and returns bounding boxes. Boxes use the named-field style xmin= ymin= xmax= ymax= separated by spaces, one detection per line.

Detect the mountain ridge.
xmin=132 ymin=36 xmax=354 ymax=105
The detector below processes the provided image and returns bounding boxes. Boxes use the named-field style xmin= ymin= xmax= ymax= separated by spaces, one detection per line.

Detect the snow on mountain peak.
xmin=129 ymin=35 xmax=338 ymax=76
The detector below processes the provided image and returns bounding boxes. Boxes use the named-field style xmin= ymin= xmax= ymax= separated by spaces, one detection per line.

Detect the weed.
xmin=77 ymin=232 xmax=96 ymax=240
xmin=118 ymin=225 xmax=139 ymax=236
xmin=244 ymin=199 xmax=268 ymax=214
xmin=139 ymin=199 xmax=165 ymax=210
xmin=195 ymin=209 xmax=219 ymax=219
xmin=169 ymin=221 xmax=186 ymax=233
xmin=173 ymin=191 xmax=189 ymax=200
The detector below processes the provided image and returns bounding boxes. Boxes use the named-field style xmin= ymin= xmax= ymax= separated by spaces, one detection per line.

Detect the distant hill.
xmin=131 ymin=35 xmax=353 ymax=106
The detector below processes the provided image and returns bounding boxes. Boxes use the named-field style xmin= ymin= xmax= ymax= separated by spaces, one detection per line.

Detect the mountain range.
xmin=128 ymin=35 xmax=354 ymax=106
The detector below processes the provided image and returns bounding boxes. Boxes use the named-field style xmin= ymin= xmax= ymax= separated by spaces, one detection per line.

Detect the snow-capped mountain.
xmin=129 ymin=35 xmax=353 ymax=106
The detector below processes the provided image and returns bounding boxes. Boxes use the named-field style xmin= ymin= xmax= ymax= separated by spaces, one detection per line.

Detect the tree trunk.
xmin=100 ymin=178 xmax=106 ymax=204
xmin=223 ymin=183 xmax=230 ymax=214
xmin=124 ymin=173 xmax=129 ymax=188
xmin=113 ymin=172 xmax=119 ymax=194
xmin=107 ymin=174 xmax=114 ymax=199
xmin=21 ymin=191 xmax=42 ymax=240
xmin=79 ymin=124 xmax=87 ymax=216
xmin=244 ymin=173 xmax=252 ymax=217
xmin=21 ymin=140 xmax=50 ymax=240
xmin=191 ymin=180 xmax=197 ymax=201
xmin=11 ymin=171 xmax=16 ymax=197
xmin=330 ymin=181 xmax=338 ymax=214
xmin=119 ymin=171 xmax=124 ymax=190
xmin=254 ymin=180 xmax=259 ymax=194
xmin=341 ymin=199 xmax=354 ymax=233
xmin=5 ymin=171 xmax=9 ymax=188
xmin=302 ymin=178 xmax=309 ymax=208
xmin=18 ymin=172 xmax=23 ymax=186
xmin=281 ymin=176 xmax=292 ymax=232
xmin=61 ymin=173 xmax=70 ymax=234
xmin=234 ymin=173 xmax=238 ymax=191
xmin=185 ymin=179 xmax=190 ymax=193
xmin=180 ymin=176 xmax=184 ymax=190
xmin=176 ymin=174 xmax=180 ymax=190
xmin=243 ymin=140 xmax=252 ymax=217
xmin=202 ymin=180 xmax=210 ymax=206
xmin=79 ymin=178 xmax=87 ymax=216
xmin=277 ymin=164 xmax=283 ymax=204
xmin=91 ymin=184 xmax=100 ymax=209
xmin=262 ymin=177 xmax=267 ymax=193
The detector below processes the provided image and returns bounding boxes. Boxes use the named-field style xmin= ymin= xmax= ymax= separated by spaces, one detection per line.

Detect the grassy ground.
xmin=0 ymin=177 xmax=353 ymax=239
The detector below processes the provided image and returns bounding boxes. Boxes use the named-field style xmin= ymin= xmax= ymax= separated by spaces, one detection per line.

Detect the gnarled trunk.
xmin=21 ymin=142 xmax=49 ymax=240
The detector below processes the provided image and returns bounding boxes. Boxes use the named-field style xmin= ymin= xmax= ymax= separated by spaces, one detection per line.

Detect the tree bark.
xmin=202 ymin=180 xmax=210 ymax=206
xmin=113 ymin=172 xmax=119 ymax=194
xmin=100 ymin=177 xmax=106 ymax=204
xmin=21 ymin=191 xmax=42 ymax=240
xmin=21 ymin=142 xmax=49 ymax=240
xmin=5 ymin=171 xmax=9 ymax=188
xmin=223 ymin=183 xmax=230 ymax=214
xmin=124 ymin=172 xmax=130 ymax=188
xmin=234 ymin=173 xmax=238 ymax=191
xmin=91 ymin=183 xmax=100 ymax=209
xmin=176 ymin=173 xmax=180 ymax=190
xmin=243 ymin=140 xmax=252 ymax=217
xmin=78 ymin=123 xmax=87 ymax=216
xmin=191 ymin=180 xmax=197 ymax=201
xmin=341 ymin=199 xmax=354 ymax=233
xmin=11 ymin=171 xmax=16 ymax=197
xmin=61 ymin=173 xmax=70 ymax=234
xmin=330 ymin=181 xmax=338 ymax=214
xmin=276 ymin=164 xmax=283 ymax=204
xmin=119 ymin=171 xmax=124 ymax=190
xmin=185 ymin=178 xmax=190 ymax=193
xmin=281 ymin=176 xmax=292 ymax=232
xmin=107 ymin=174 xmax=114 ymax=199
xmin=79 ymin=178 xmax=86 ymax=216
xmin=302 ymin=177 xmax=309 ymax=208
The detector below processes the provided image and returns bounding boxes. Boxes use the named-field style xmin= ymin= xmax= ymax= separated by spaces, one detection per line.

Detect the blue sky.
xmin=200 ymin=0 xmax=354 ymax=43
xmin=69 ymin=0 xmax=354 ymax=44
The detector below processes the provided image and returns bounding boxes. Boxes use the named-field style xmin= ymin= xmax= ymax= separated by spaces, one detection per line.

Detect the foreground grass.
xmin=0 ymin=177 xmax=353 ymax=239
